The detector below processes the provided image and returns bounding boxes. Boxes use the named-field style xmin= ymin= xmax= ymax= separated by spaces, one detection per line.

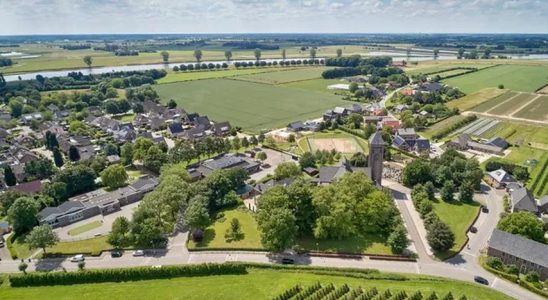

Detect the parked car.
xmin=280 ymin=258 xmax=295 ymax=264
xmin=70 ymin=254 xmax=85 ymax=262
xmin=261 ymin=163 xmax=271 ymax=168
xmin=132 ymin=250 xmax=145 ymax=257
xmin=111 ymin=251 xmax=123 ymax=258
xmin=470 ymin=226 xmax=478 ymax=233
xmin=474 ymin=276 xmax=489 ymax=285
xmin=481 ymin=206 xmax=489 ymax=213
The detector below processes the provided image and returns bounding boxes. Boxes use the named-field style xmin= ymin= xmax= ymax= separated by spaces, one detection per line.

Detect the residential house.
xmin=191 ymin=154 xmax=260 ymax=178
xmin=393 ymin=104 xmax=409 ymax=113
xmin=393 ymin=128 xmax=430 ymax=153
xmin=143 ymin=100 xmax=166 ymax=115
xmin=418 ymin=82 xmax=443 ymax=93
xmin=254 ymin=178 xmax=295 ymax=194
xmin=20 ymin=112 xmax=43 ymax=124
xmin=311 ymin=160 xmax=370 ymax=185
xmin=10 ymin=180 xmax=42 ymax=194
xmin=487 ymin=229 xmax=548 ymax=280
xmin=167 ymin=122 xmax=185 ymax=138
xmin=184 ymin=126 xmax=207 ymax=140
xmin=510 ymin=187 xmax=538 ymax=214
xmin=213 ymin=121 xmax=232 ymax=136
xmin=485 ymin=169 xmax=516 ymax=189
xmin=287 ymin=121 xmax=306 ymax=132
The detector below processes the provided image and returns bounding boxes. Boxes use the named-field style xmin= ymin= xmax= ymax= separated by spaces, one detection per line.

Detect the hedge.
xmin=6 ymin=233 xmax=18 ymax=259
xmin=9 ymin=263 xmax=247 ymax=287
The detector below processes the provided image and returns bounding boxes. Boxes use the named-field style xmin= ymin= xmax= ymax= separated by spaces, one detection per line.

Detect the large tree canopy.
xmin=497 ymin=212 xmax=545 ymax=242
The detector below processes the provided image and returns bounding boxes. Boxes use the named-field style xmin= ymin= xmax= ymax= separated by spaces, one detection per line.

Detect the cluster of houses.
xmin=399 ymin=81 xmax=444 ymax=96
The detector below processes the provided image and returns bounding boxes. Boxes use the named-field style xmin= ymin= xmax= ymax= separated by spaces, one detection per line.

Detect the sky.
xmin=0 ymin=0 xmax=547 ymax=35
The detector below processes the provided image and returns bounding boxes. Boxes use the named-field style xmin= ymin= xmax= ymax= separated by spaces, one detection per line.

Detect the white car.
xmin=70 ymin=254 xmax=85 ymax=262
xmin=132 ymin=250 xmax=145 ymax=257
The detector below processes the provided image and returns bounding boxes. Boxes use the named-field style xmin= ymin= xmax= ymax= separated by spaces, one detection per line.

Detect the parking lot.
xmin=248 ymin=147 xmax=296 ymax=182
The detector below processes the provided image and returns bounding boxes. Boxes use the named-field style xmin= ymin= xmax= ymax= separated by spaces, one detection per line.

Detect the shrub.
xmin=486 ymin=256 xmax=504 ymax=270
xmin=526 ymin=271 xmax=540 ymax=283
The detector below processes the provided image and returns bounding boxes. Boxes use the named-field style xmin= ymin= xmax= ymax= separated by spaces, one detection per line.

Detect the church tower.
xmin=368 ymin=130 xmax=385 ymax=187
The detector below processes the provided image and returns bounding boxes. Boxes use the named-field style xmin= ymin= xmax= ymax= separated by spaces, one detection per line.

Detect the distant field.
xmin=281 ymin=78 xmax=341 ymax=93
xmin=467 ymin=91 xmax=519 ymax=113
xmin=487 ymin=93 xmax=537 ymax=116
xmin=157 ymin=68 xmax=276 ymax=84
xmin=232 ymin=67 xmax=328 ymax=85
xmin=154 ymin=78 xmax=348 ymax=133
xmin=442 ymin=64 xmax=548 ymax=94
xmin=428 ymin=68 xmax=475 ymax=78
xmin=512 ymin=95 xmax=548 ymax=121
xmin=447 ymin=88 xmax=508 ymax=111
xmin=405 ymin=62 xmax=496 ymax=75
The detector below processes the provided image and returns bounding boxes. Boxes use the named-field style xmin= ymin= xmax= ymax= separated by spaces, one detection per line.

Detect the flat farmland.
xmin=468 ymin=91 xmax=519 ymax=113
xmin=443 ymin=64 xmax=548 ymax=94
xmin=421 ymin=115 xmax=468 ymax=139
xmin=281 ymin=78 xmax=341 ymax=93
xmin=157 ymin=68 xmax=277 ymax=84
xmin=231 ymin=67 xmax=329 ymax=84
xmin=513 ymin=95 xmax=548 ymax=121
xmin=447 ymin=88 xmax=508 ymax=111
xmin=487 ymin=92 xmax=537 ymax=116
xmin=478 ymin=122 xmax=548 ymax=147
xmin=154 ymin=79 xmax=347 ymax=133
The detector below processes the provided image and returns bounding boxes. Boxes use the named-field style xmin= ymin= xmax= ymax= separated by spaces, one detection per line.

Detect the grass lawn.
xmin=154 ymin=78 xmax=348 ymax=133
xmin=442 ymin=64 xmax=548 ymax=94
xmin=446 ymin=88 xmax=508 ymax=111
xmin=188 ymin=208 xmax=262 ymax=250
xmin=47 ymin=236 xmax=112 ymax=256
xmin=298 ymin=130 xmax=368 ymax=154
xmin=232 ymin=67 xmax=329 ymax=85
xmin=282 ymin=78 xmax=342 ymax=93
xmin=11 ymin=234 xmax=35 ymax=259
xmin=297 ymin=234 xmax=392 ymax=255
xmin=432 ymin=200 xmax=480 ymax=259
xmin=126 ymin=168 xmax=146 ymax=181
xmin=156 ymin=68 xmax=277 ymax=84
xmin=112 ymin=113 xmax=135 ymax=123
xmin=0 ymin=267 xmax=511 ymax=300
xmin=67 ymin=221 xmax=103 ymax=236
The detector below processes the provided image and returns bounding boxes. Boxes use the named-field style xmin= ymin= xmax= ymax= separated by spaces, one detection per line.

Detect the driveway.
xmin=54 ymin=202 xmax=140 ymax=241
xmin=248 ymin=147 xmax=294 ymax=182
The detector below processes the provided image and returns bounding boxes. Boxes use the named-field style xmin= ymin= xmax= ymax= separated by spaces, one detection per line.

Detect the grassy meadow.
xmin=154 ymin=78 xmax=348 ymax=133
xmin=232 ymin=67 xmax=328 ymax=85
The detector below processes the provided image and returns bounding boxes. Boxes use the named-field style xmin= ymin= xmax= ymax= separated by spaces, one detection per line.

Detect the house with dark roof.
xmin=538 ymin=195 xmax=548 ymax=214
xmin=485 ymin=169 xmax=516 ymax=189
xmin=418 ymin=82 xmax=443 ymax=93
xmin=193 ymin=154 xmax=260 ymax=178
xmin=310 ymin=160 xmax=370 ymax=185
xmin=510 ymin=187 xmax=538 ymax=214
xmin=446 ymin=134 xmax=504 ymax=155
xmin=487 ymin=229 xmax=548 ymax=280
xmin=184 ymin=126 xmax=207 ymax=140
xmin=10 ymin=180 xmax=42 ymax=194
xmin=193 ymin=116 xmax=211 ymax=129
xmin=167 ymin=122 xmax=185 ymax=138
xmin=392 ymin=128 xmax=430 ymax=153
xmin=213 ymin=121 xmax=232 ymax=136
xmin=287 ymin=121 xmax=306 ymax=132
xmin=254 ymin=178 xmax=295 ymax=194
xmin=485 ymin=137 xmax=509 ymax=150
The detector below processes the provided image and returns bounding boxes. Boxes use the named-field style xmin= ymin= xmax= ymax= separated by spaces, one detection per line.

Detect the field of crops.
xmin=527 ymin=152 xmax=548 ymax=196
xmin=512 ymin=95 xmax=548 ymax=121
xmin=157 ymin=68 xmax=276 ymax=84
xmin=154 ymin=78 xmax=347 ymax=133
xmin=405 ymin=62 xmax=495 ymax=75
xmin=453 ymin=118 xmax=500 ymax=137
xmin=446 ymin=88 xmax=508 ymax=111
xmin=468 ymin=91 xmax=519 ymax=113
xmin=477 ymin=122 xmax=548 ymax=147
xmin=428 ymin=68 xmax=475 ymax=78
xmin=420 ymin=115 xmax=468 ymax=139
xmin=443 ymin=64 xmax=548 ymax=94
xmin=231 ymin=67 xmax=328 ymax=85
xmin=487 ymin=93 xmax=538 ymax=116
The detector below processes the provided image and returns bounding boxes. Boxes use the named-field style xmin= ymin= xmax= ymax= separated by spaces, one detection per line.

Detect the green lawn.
xmin=297 ymin=234 xmax=392 ymax=255
xmin=157 ymin=68 xmax=277 ymax=84
xmin=11 ymin=234 xmax=35 ymax=259
xmin=0 ymin=267 xmax=511 ymax=300
xmin=154 ymin=78 xmax=348 ymax=133
xmin=282 ymin=78 xmax=342 ymax=93
xmin=112 ymin=113 xmax=135 ymax=123
xmin=232 ymin=67 xmax=329 ymax=85
xmin=443 ymin=64 xmax=548 ymax=94
xmin=67 ymin=221 xmax=103 ymax=236
xmin=188 ymin=209 xmax=262 ymax=250
xmin=432 ymin=200 xmax=480 ymax=259
xmin=47 ymin=236 xmax=112 ymax=256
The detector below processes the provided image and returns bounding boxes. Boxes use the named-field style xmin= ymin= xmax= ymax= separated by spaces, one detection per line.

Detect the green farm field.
xmin=154 ymin=78 xmax=348 ymax=133
xmin=487 ymin=92 xmax=537 ymax=116
xmin=512 ymin=95 xmax=548 ymax=121
xmin=446 ymin=88 xmax=508 ymax=111
xmin=232 ymin=67 xmax=329 ymax=84
xmin=420 ymin=115 xmax=468 ymax=139
xmin=442 ymin=64 xmax=548 ymax=94
xmin=466 ymin=90 xmax=519 ymax=113
xmin=157 ymin=68 xmax=277 ymax=84
xmin=281 ymin=78 xmax=342 ymax=93
xmin=0 ymin=267 xmax=511 ymax=300
xmin=477 ymin=121 xmax=548 ymax=147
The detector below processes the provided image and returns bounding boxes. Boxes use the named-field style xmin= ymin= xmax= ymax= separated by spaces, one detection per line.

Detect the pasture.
xmin=231 ymin=67 xmax=329 ymax=84
xmin=157 ymin=68 xmax=276 ymax=84
xmin=446 ymin=88 xmax=507 ymax=111
xmin=281 ymin=78 xmax=342 ymax=93
xmin=466 ymin=90 xmax=519 ymax=113
xmin=154 ymin=79 xmax=348 ymax=133
xmin=442 ymin=64 xmax=548 ymax=94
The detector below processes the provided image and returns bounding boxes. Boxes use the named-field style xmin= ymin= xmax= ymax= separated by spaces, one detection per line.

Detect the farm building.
xmin=188 ymin=153 xmax=260 ymax=179
xmin=487 ymin=229 xmax=548 ymax=280
xmin=485 ymin=169 xmax=516 ymax=189
xmin=509 ymin=187 xmax=538 ymax=214
xmin=445 ymin=134 xmax=505 ymax=155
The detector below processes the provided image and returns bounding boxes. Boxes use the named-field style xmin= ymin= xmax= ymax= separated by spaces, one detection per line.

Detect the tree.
xmin=167 ymin=99 xmax=177 ymax=109
xmin=433 ymin=49 xmax=439 ymax=58
xmin=458 ymin=181 xmax=474 ymax=202
xmin=55 ymin=165 xmax=96 ymax=197
xmin=7 ymin=197 xmax=38 ymax=234
xmin=68 ymin=145 xmax=80 ymax=161
xmin=160 ymin=51 xmax=169 ymax=63
xmin=287 ymin=134 xmax=296 ymax=143
xmin=274 ymin=162 xmax=302 ymax=180
xmin=83 ymin=55 xmax=93 ymax=67
xmin=281 ymin=49 xmax=286 ymax=60
xmin=299 ymin=152 xmax=316 ymax=169
xmin=241 ymin=137 xmax=250 ymax=149
xmin=257 ymin=208 xmax=297 ymax=252
xmin=388 ymin=225 xmax=409 ymax=254
xmin=184 ymin=195 xmax=210 ymax=229
xmin=8 ymin=98 xmax=23 ymax=118
xmin=18 ymin=262 xmax=28 ymax=274
xmin=52 ymin=147 xmax=64 ymax=168
xmin=458 ymin=48 xmax=465 ymax=59
xmin=4 ymin=166 xmax=16 ymax=186
xmin=254 ymin=49 xmax=261 ymax=62
xmin=101 ymin=164 xmax=128 ymax=189
xmin=44 ymin=131 xmax=59 ymax=151
xmin=424 ymin=181 xmax=435 ymax=200
xmin=402 ymin=159 xmax=432 ymax=187
xmin=497 ymin=212 xmax=544 ymax=242
xmin=310 ymin=48 xmax=317 ymax=60
xmin=349 ymin=82 xmax=359 ymax=93
xmin=258 ymin=133 xmax=265 ymax=143
xmin=427 ymin=220 xmax=454 ymax=252
xmin=336 ymin=48 xmax=342 ymax=57
xmin=43 ymin=182 xmax=68 ymax=204
xmin=193 ymin=50 xmax=203 ymax=63
xmin=225 ymin=218 xmax=243 ymax=242
xmin=256 ymin=151 xmax=267 ymax=161
xmin=120 ymin=143 xmax=134 ymax=166
xmin=498 ymin=84 xmax=504 ymax=89
xmin=25 ymin=225 xmax=59 ymax=253
xmin=525 ymin=271 xmax=540 ymax=283
xmin=224 ymin=50 xmax=232 ymax=61
xmin=143 ymin=145 xmax=167 ymax=173
xmin=441 ymin=180 xmax=454 ymax=202
xmin=349 ymin=152 xmax=367 ymax=167
xmin=108 ymin=216 xmax=132 ymax=248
